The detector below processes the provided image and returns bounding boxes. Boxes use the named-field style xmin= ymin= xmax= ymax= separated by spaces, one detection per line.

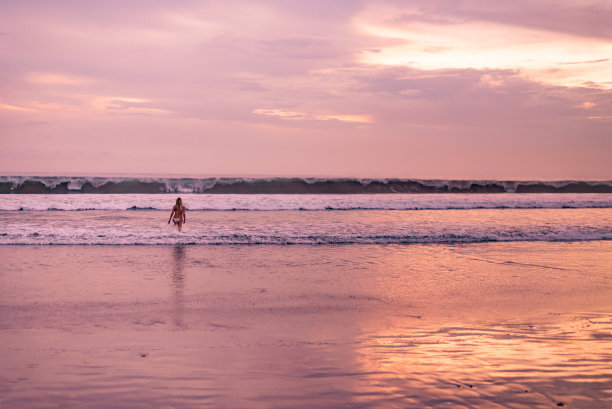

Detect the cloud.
xmin=560 ymin=58 xmax=609 ymax=65
xmin=253 ymin=109 xmax=373 ymax=124
xmin=26 ymin=72 xmax=93 ymax=85
xmin=378 ymin=0 xmax=612 ymax=40
xmin=0 ymin=103 xmax=37 ymax=113
xmin=89 ymin=97 xmax=174 ymax=116
xmin=354 ymin=4 xmax=612 ymax=89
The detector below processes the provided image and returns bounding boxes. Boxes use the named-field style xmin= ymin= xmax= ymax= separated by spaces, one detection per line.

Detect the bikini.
xmin=173 ymin=206 xmax=183 ymax=224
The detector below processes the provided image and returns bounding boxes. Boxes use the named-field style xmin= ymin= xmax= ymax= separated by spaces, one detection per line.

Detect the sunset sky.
xmin=1 ymin=0 xmax=611 ymax=179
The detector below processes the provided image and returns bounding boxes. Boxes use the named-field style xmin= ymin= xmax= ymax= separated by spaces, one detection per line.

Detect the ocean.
xmin=1 ymin=184 xmax=611 ymax=408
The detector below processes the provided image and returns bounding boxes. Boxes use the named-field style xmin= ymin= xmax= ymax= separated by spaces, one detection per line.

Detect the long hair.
xmin=176 ymin=197 xmax=182 ymax=208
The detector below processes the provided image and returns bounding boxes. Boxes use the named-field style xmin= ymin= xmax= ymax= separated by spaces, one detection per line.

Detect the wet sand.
xmin=1 ymin=242 xmax=611 ymax=408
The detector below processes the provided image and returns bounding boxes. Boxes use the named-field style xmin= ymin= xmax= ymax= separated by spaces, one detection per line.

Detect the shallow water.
xmin=1 ymin=207 xmax=611 ymax=245
xmin=1 ymin=242 xmax=611 ymax=408
xmin=2 ymin=193 xmax=610 ymax=245
xmin=2 ymin=193 xmax=612 ymax=211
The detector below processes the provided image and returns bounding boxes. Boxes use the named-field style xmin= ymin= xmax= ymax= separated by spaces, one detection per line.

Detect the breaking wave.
xmin=2 ymin=176 xmax=612 ymax=194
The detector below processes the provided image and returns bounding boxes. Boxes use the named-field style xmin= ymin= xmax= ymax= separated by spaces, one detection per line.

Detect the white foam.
xmin=0 ymin=193 xmax=611 ymax=211
xmin=0 ymin=205 xmax=610 ymax=245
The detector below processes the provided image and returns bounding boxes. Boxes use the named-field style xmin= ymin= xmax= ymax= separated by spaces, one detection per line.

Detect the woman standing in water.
xmin=168 ymin=197 xmax=186 ymax=231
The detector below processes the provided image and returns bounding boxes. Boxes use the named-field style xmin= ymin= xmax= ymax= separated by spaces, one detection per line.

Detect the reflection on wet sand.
xmin=357 ymin=313 xmax=612 ymax=408
xmin=171 ymin=245 xmax=186 ymax=327
xmin=0 ymin=242 xmax=611 ymax=408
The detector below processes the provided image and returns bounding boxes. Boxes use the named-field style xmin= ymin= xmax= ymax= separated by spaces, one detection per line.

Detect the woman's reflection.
xmin=171 ymin=244 xmax=186 ymax=327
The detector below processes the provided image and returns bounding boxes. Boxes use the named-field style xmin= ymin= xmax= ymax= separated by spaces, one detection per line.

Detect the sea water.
xmin=1 ymin=193 xmax=611 ymax=245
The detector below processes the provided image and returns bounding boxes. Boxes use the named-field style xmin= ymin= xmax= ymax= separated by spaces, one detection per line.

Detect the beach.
xmin=3 ymin=0 xmax=612 ymax=406
xmin=2 ymin=241 xmax=611 ymax=408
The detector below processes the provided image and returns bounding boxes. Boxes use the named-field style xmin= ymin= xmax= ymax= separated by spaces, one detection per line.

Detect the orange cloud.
xmin=90 ymin=97 xmax=173 ymax=116
xmin=0 ymin=103 xmax=37 ymax=112
xmin=26 ymin=72 xmax=93 ymax=85
xmin=355 ymin=6 xmax=612 ymax=89
xmin=254 ymin=109 xmax=373 ymax=123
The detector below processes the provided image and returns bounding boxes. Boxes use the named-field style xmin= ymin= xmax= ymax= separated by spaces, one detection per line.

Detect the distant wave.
xmin=1 ymin=176 xmax=612 ymax=194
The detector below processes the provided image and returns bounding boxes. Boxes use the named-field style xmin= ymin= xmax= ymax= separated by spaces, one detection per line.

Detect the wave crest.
xmin=1 ymin=177 xmax=612 ymax=194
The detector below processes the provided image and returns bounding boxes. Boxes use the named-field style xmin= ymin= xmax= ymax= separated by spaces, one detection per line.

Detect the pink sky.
xmin=1 ymin=0 xmax=611 ymax=179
